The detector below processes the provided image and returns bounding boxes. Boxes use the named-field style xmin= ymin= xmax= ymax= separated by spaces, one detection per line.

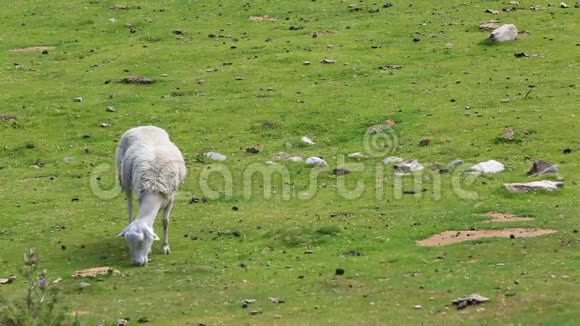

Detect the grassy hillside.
xmin=0 ymin=0 xmax=578 ymax=324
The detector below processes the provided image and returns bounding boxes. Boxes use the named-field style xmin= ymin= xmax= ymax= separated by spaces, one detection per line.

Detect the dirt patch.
xmin=121 ymin=76 xmax=154 ymax=84
xmin=478 ymin=211 xmax=534 ymax=223
xmin=72 ymin=267 xmax=120 ymax=278
xmin=9 ymin=46 xmax=55 ymax=53
xmin=0 ymin=115 xmax=17 ymax=122
xmin=417 ymin=228 xmax=557 ymax=246
xmin=249 ymin=15 xmax=277 ymax=22
xmin=111 ymin=4 xmax=130 ymax=10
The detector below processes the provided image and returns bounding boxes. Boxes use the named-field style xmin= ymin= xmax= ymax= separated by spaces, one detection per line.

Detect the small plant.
xmin=0 ymin=248 xmax=80 ymax=326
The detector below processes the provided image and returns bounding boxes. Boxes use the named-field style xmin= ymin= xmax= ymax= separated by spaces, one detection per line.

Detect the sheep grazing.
xmin=115 ymin=126 xmax=187 ymax=266
xmin=489 ymin=24 xmax=518 ymax=42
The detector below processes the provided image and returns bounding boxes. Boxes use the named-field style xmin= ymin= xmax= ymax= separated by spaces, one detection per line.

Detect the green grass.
xmin=1 ymin=0 xmax=579 ymax=324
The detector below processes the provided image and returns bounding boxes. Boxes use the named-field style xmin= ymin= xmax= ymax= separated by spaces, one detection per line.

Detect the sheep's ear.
xmin=117 ymin=225 xmax=129 ymax=237
xmin=144 ymin=227 xmax=160 ymax=241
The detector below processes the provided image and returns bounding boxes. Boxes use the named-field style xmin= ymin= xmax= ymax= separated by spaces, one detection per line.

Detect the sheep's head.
xmin=118 ymin=222 xmax=159 ymax=266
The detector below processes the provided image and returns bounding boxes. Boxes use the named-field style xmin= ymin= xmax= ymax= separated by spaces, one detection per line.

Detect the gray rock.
xmin=204 ymin=152 xmax=227 ymax=161
xmin=489 ymin=24 xmax=518 ymax=42
xmin=63 ymin=157 xmax=74 ymax=163
xmin=383 ymin=157 xmax=404 ymax=165
xmin=504 ymin=180 xmax=563 ymax=192
xmin=394 ymin=160 xmax=424 ymax=173
xmin=452 ymin=293 xmax=489 ymax=310
xmin=106 ymin=106 xmax=116 ymax=112
xmin=305 ymin=157 xmax=327 ymax=166
xmin=527 ymin=160 xmax=558 ymax=176
xmin=73 ymin=97 xmax=83 ymax=103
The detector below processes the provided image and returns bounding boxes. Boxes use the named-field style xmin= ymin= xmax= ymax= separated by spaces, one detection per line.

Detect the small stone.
xmin=246 ymin=146 xmax=261 ymax=154
xmin=413 ymin=305 xmax=423 ymax=309
xmin=106 ymin=106 xmax=116 ymax=112
xmin=560 ymin=2 xmax=569 ymax=8
xmin=383 ymin=157 xmax=404 ymax=165
xmin=137 ymin=316 xmax=150 ymax=323
xmin=301 ymin=136 xmax=316 ymax=145
xmin=79 ymin=281 xmax=91 ymax=289
xmin=204 ymin=152 xmax=227 ymax=161
xmin=320 ymin=58 xmax=336 ymax=64
xmin=63 ymin=157 xmax=74 ymax=163
xmin=117 ymin=319 xmax=129 ymax=326
xmin=235 ymin=76 xmax=244 ymax=80
xmin=303 ymin=61 xmax=311 ymax=65
xmin=447 ymin=159 xmax=463 ymax=168
xmin=383 ymin=2 xmax=393 ymax=8
xmin=305 ymin=157 xmax=327 ymax=167
xmin=100 ymin=123 xmax=110 ymax=128
xmin=419 ymin=138 xmax=431 ymax=146
xmin=332 ymin=168 xmax=351 ymax=175
xmin=527 ymin=160 xmax=558 ymax=176
xmin=73 ymin=97 xmax=83 ymax=103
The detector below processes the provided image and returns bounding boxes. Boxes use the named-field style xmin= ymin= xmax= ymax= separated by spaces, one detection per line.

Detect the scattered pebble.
xmin=305 ymin=157 xmax=327 ymax=167
xmin=79 ymin=281 xmax=91 ymax=290
xmin=383 ymin=157 xmax=404 ymax=165
xmin=106 ymin=106 xmax=116 ymax=112
xmin=320 ymin=58 xmax=336 ymax=64
xmin=452 ymin=294 xmax=489 ymax=310
xmin=204 ymin=152 xmax=227 ymax=161
xmin=73 ymin=97 xmax=83 ymax=103
xmin=301 ymin=136 xmax=316 ymax=145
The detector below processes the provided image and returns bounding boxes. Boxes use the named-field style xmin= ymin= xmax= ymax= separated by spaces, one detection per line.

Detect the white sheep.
xmin=115 ymin=126 xmax=187 ymax=266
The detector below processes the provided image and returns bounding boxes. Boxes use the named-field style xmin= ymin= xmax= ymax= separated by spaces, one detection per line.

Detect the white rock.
xmin=265 ymin=161 xmax=276 ymax=165
xmin=108 ymin=18 xmax=117 ymax=23
xmin=504 ymin=180 xmax=564 ymax=192
xmin=383 ymin=156 xmax=404 ymax=165
xmin=489 ymin=24 xmax=518 ymax=42
xmin=305 ymin=157 xmax=327 ymax=166
xmin=348 ymin=152 xmax=368 ymax=158
xmin=394 ymin=160 xmax=424 ymax=172
xmin=301 ymin=136 xmax=316 ymax=145
xmin=100 ymin=123 xmax=110 ymax=128
xmin=204 ymin=152 xmax=227 ymax=161
xmin=287 ymin=156 xmax=304 ymax=162
xmin=79 ymin=282 xmax=91 ymax=289
xmin=63 ymin=157 xmax=74 ymax=163
xmin=73 ymin=97 xmax=83 ymax=103
xmin=560 ymin=2 xmax=569 ymax=8
xmin=470 ymin=160 xmax=505 ymax=174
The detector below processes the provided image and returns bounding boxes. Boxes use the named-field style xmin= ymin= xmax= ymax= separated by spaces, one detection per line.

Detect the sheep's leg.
xmin=161 ymin=200 xmax=173 ymax=254
xmin=126 ymin=190 xmax=133 ymax=223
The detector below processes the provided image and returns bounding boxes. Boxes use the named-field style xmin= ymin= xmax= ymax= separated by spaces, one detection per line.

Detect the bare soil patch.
xmin=478 ymin=211 xmax=534 ymax=223
xmin=249 ymin=15 xmax=277 ymax=22
xmin=0 ymin=115 xmax=17 ymax=122
xmin=121 ymin=76 xmax=154 ymax=84
xmin=417 ymin=228 xmax=557 ymax=246
xmin=9 ymin=46 xmax=55 ymax=53
xmin=72 ymin=266 xmax=120 ymax=278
